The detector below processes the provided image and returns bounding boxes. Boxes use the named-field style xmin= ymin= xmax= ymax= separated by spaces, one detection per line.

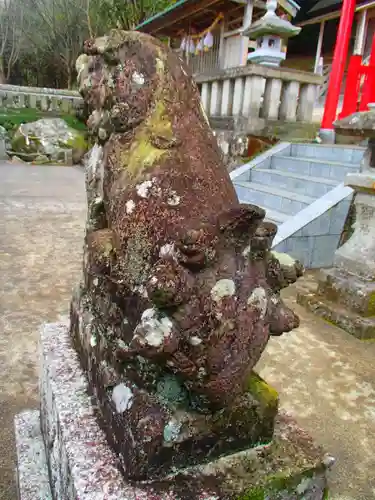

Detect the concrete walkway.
xmin=0 ymin=162 xmax=86 ymax=499
xmin=257 ymin=282 xmax=375 ymax=499
xmin=0 ymin=162 xmax=374 ymax=499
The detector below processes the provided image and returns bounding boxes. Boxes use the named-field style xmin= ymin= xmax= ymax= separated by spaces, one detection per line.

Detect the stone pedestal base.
xmin=14 ymin=321 xmax=332 ymax=499
xmin=297 ymin=268 xmax=375 ymax=339
xmin=14 ymin=411 xmax=52 ymax=500
xmin=297 ymin=171 xmax=375 ymax=340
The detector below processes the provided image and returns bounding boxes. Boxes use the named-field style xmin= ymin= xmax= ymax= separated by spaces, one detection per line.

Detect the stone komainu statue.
xmin=71 ymin=30 xmax=303 ymax=479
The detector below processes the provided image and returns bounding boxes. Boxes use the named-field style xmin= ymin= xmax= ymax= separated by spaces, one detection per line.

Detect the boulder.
xmin=0 ymin=125 xmax=10 ymax=159
xmin=11 ymin=118 xmax=87 ymax=164
xmin=0 ymin=125 xmax=8 ymax=140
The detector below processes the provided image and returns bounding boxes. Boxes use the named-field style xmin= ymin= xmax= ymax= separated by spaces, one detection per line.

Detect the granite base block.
xmin=14 ymin=410 xmax=52 ymax=500
xmin=14 ymin=321 xmax=332 ymax=499
xmin=297 ymin=269 xmax=375 ymax=340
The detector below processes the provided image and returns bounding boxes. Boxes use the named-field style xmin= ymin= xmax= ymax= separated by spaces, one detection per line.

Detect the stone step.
xmin=238 ymin=200 xmax=289 ymax=225
xmin=317 ymin=268 xmax=375 ymax=318
xmin=234 ymin=181 xmax=314 ymax=216
xmin=271 ymin=155 xmax=359 ymax=182
xmin=289 ymin=143 xmax=365 ymax=164
xmin=251 ymin=168 xmax=337 ymax=198
xmin=297 ymin=290 xmax=375 ymax=340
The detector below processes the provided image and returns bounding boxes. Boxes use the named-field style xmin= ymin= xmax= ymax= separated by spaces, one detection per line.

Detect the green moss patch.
xmin=237 ymin=468 xmax=325 ymax=499
xmin=366 ymin=292 xmax=375 ymax=317
xmin=238 ymin=486 xmax=265 ymax=499
xmin=119 ymin=99 xmax=174 ymax=179
xmin=247 ymin=372 xmax=279 ymax=411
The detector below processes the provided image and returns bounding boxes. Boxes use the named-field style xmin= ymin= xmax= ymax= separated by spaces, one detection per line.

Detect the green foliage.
xmin=0 ymin=108 xmax=86 ymax=133
xmin=237 ymin=486 xmax=265 ymax=500
xmin=91 ymin=0 xmax=177 ymax=32
xmin=1 ymin=0 xmax=178 ymax=88
xmin=4 ymin=0 xmax=177 ymax=88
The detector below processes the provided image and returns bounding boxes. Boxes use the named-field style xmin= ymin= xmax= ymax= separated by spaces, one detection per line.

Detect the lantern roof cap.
xmin=244 ymin=0 xmax=301 ymax=39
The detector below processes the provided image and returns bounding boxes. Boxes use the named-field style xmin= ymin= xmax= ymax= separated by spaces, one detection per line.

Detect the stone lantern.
xmin=244 ymin=0 xmax=301 ymax=67
xmin=298 ymin=109 xmax=375 ymax=339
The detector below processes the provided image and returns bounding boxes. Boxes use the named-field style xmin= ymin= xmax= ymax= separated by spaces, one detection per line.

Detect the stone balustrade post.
xmin=29 ymin=94 xmax=37 ymax=109
xmin=279 ymin=81 xmax=300 ymax=122
xmin=50 ymin=97 xmax=60 ymax=113
xmin=210 ymin=81 xmax=222 ymax=116
xmin=17 ymin=94 xmax=26 ymax=108
xmin=297 ymin=84 xmax=317 ymax=122
xmin=40 ymin=96 xmax=49 ymax=112
xmin=5 ymin=92 xmax=14 ymax=108
xmin=61 ymin=98 xmax=72 ymax=114
xmin=247 ymin=75 xmax=265 ymax=119
xmin=262 ymin=78 xmax=282 ymax=120
xmin=200 ymin=82 xmax=210 ymax=112
xmin=232 ymin=77 xmax=245 ymax=116
xmin=221 ymin=79 xmax=234 ymax=116
xmin=241 ymin=76 xmax=253 ymax=117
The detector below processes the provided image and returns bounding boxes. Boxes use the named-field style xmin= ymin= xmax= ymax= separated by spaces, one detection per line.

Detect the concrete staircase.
xmin=231 ymin=143 xmax=365 ymax=269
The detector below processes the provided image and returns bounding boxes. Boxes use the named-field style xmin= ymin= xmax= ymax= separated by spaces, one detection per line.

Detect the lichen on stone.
xmin=247 ymin=287 xmax=268 ymax=319
xmin=112 ymin=383 xmax=133 ymax=413
xmin=133 ymin=308 xmax=173 ymax=347
xmin=126 ymin=199 xmax=136 ymax=214
xmin=211 ymin=279 xmax=236 ymax=302
xmin=163 ymin=418 xmax=182 ymax=443
xmin=271 ymin=251 xmax=296 ymax=268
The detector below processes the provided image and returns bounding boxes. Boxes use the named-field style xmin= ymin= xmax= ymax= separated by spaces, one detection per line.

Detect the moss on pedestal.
xmin=367 ymin=292 xmax=375 ymax=316
xmin=239 ymin=486 xmax=265 ymax=499
xmin=237 ymin=467 xmax=326 ymax=499
xmin=247 ymin=372 xmax=278 ymax=411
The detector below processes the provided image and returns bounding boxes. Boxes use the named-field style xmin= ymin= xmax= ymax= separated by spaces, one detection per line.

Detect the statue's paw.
xmin=251 ymin=221 xmax=278 ymax=252
xmin=130 ymin=308 xmax=179 ymax=356
xmin=175 ymin=226 xmax=218 ymax=270
xmin=268 ymin=295 xmax=300 ymax=336
xmin=146 ymin=260 xmax=194 ymax=308
xmin=271 ymin=251 xmax=304 ymax=284
xmin=266 ymin=251 xmax=304 ymax=293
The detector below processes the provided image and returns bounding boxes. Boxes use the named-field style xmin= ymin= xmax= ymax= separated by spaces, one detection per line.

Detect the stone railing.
xmin=0 ymin=84 xmax=83 ymax=114
xmin=195 ymin=64 xmax=323 ymax=133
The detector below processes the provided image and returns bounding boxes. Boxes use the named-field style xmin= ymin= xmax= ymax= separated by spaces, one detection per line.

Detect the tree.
xmin=91 ymin=0 xmax=176 ymax=33
xmin=0 ymin=0 xmax=27 ymax=83
xmin=19 ymin=0 xmax=91 ymax=88
xmin=1 ymin=0 xmax=177 ymax=87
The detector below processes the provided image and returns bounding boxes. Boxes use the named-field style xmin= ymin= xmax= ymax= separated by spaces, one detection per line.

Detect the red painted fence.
xmin=339 ymin=36 xmax=375 ymax=120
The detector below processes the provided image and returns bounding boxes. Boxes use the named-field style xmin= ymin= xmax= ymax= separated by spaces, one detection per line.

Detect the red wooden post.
xmin=360 ymin=34 xmax=375 ymax=110
xmin=321 ymin=0 xmax=356 ymax=133
xmin=339 ymin=55 xmax=363 ymax=119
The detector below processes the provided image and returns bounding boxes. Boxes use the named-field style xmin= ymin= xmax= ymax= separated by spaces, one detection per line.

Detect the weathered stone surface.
xmin=213 ymin=130 xmax=249 ymax=171
xmin=297 ymin=193 xmax=375 ymax=339
xmin=297 ymin=288 xmax=375 ymax=340
xmin=39 ymin=321 xmax=330 ymax=500
xmin=334 ymin=109 xmax=375 ymax=138
xmin=0 ymin=125 xmax=8 ymax=159
xmin=11 ymin=118 xmax=87 ymax=164
xmin=71 ymin=29 xmax=303 ymax=481
xmin=14 ymin=410 xmax=52 ymax=500
xmin=71 ymin=294 xmax=279 ymax=478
